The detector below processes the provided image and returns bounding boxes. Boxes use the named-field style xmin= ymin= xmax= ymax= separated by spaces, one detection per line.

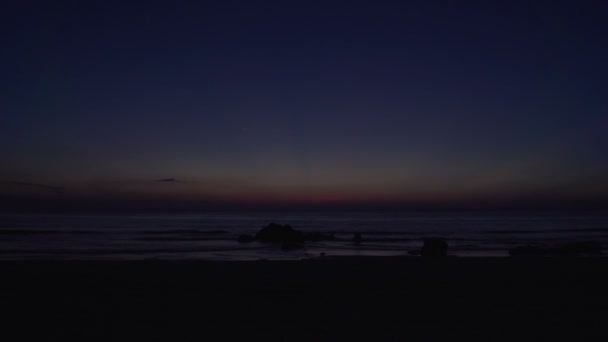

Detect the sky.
xmin=1 ymin=0 xmax=607 ymax=211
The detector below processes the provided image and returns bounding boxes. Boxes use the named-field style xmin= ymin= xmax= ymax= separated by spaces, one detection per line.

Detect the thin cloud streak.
xmin=6 ymin=181 xmax=64 ymax=192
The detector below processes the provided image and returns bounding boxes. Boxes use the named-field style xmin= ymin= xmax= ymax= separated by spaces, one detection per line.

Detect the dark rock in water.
xmin=509 ymin=246 xmax=547 ymax=257
xmin=255 ymin=223 xmax=304 ymax=243
xmin=509 ymin=241 xmax=603 ymax=257
xmin=238 ymin=223 xmax=336 ymax=246
xmin=281 ymin=241 xmax=305 ymax=250
xmin=553 ymin=241 xmax=602 ymax=256
xmin=238 ymin=234 xmax=255 ymax=243
xmin=421 ymin=238 xmax=448 ymax=257
xmin=353 ymin=232 xmax=362 ymax=243
xmin=304 ymin=231 xmax=335 ymax=241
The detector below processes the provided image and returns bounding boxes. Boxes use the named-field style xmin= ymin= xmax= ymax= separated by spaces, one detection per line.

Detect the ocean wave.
xmin=0 ymin=229 xmax=103 ymax=235
xmin=0 ymin=245 xmax=274 ymax=256
xmin=141 ymin=229 xmax=229 ymax=235
xmin=135 ymin=236 xmax=233 ymax=242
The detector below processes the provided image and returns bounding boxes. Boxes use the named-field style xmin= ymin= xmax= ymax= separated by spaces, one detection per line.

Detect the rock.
xmin=238 ymin=234 xmax=255 ymax=243
xmin=255 ymin=223 xmax=304 ymax=243
xmin=303 ymin=231 xmax=335 ymax=241
xmin=238 ymin=223 xmax=336 ymax=247
xmin=553 ymin=241 xmax=602 ymax=256
xmin=509 ymin=241 xmax=603 ymax=257
xmin=421 ymin=238 xmax=448 ymax=257
xmin=281 ymin=241 xmax=305 ymax=250
xmin=508 ymin=245 xmax=547 ymax=257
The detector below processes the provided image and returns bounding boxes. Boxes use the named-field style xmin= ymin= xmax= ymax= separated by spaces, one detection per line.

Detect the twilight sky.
xmin=1 ymin=0 xmax=607 ymax=211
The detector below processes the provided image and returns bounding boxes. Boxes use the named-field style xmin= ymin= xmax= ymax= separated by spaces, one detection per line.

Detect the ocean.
xmin=1 ymin=211 xmax=607 ymax=260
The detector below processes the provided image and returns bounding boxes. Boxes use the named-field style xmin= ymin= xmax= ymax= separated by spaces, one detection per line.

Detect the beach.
xmin=3 ymin=257 xmax=608 ymax=341
xmin=4 ymin=1 xmax=608 ymax=340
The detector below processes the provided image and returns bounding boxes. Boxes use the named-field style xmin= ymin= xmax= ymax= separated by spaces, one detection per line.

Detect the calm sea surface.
xmin=1 ymin=211 xmax=608 ymax=260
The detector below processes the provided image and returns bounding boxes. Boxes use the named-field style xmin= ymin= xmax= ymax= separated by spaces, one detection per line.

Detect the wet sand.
xmin=2 ymin=257 xmax=608 ymax=341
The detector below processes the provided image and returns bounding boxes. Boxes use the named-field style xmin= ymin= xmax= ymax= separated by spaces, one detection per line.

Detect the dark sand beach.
xmin=3 ymin=257 xmax=608 ymax=341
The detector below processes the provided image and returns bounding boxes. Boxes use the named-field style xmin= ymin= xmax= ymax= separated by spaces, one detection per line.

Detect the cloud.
xmin=7 ymin=181 xmax=64 ymax=192
xmin=156 ymin=178 xmax=179 ymax=183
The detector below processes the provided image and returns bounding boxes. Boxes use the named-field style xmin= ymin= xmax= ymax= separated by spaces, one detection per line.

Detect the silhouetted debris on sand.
xmin=509 ymin=241 xmax=603 ymax=257
xmin=421 ymin=238 xmax=448 ymax=257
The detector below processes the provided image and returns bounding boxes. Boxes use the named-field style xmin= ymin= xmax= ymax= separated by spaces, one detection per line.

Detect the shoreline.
xmin=3 ymin=211 xmax=608 ymax=261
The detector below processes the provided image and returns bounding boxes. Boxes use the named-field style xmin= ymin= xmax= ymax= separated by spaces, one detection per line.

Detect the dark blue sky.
xmin=2 ymin=0 xmax=607 ymax=210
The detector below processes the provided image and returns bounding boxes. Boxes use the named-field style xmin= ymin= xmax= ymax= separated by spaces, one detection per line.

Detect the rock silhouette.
xmin=303 ymin=231 xmax=335 ymax=241
xmin=281 ymin=241 xmax=305 ymax=250
xmin=237 ymin=234 xmax=255 ymax=243
xmin=255 ymin=223 xmax=304 ymax=243
xmin=237 ymin=223 xmax=335 ymax=248
xmin=555 ymin=241 xmax=602 ymax=256
xmin=508 ymin=245 xmax=546 ymax=257
xmin=509 ymin=241 xmax=602 ymax=257
xmin=421 ymin=238 xmax=448 ymax=257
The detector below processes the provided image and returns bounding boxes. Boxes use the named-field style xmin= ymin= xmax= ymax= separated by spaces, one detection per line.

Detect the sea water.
xmin=1 ymin=211 xmax=607 ymax=260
